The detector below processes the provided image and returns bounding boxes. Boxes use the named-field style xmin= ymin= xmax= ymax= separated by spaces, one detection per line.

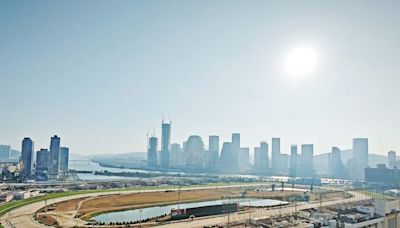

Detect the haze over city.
xmin=2 ymin=0 xmax=400 ymax=156
xmin=3 ymin=1 xmax=400 ymax=228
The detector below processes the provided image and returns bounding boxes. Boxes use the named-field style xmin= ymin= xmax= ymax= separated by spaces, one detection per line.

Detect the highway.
xmin=0 ymin=184 xmax=370 ymax=228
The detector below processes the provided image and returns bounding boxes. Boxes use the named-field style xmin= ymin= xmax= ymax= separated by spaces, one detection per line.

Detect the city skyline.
xmin=1 ymin=121 xmax=398 ymax=157
xmin=2 ymin=1 xmax=400 ymax=228
xmin=2 ymin=1 xmax=400 ymax=155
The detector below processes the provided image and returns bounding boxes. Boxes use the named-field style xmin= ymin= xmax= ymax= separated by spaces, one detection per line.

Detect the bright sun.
xmin=284 ymin=46 xmax=318 ymax=77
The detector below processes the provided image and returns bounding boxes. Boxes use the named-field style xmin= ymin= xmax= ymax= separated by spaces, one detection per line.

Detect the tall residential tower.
xmin=147 ymin=136 xmax=158 ymax=167
xmin=49 ymin=135 xmax=61 ymax=178
xmin=352 ymin=138 xmax=368 ymax=179
xmin=161 ymin=121 xmax=171 ymax=168
xmin=21 ymin=137 xmax=34 ymax=177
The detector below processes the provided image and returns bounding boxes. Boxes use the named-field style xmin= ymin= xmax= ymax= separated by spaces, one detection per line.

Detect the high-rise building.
xmin=36 ymin=149 xmax=50 ymax=175
xmin=281 ymin=154 xmax=289 ymax=172
xmin=218 ymin=142 xmax=232 ymax=171
xmin=259 ymin=142 xmax=269 ymax=171
xmin=388 ymin=151 xmax=396 ymax=169
xmin=207 ymin=135 xmax=219 ymax=169
xmin=231 ymin=133 xmax=240 ymax=171
xmin=21 ymin=137 xmax=34 ymax=176
xmin=300 ymin=144 xmax=313 ymax=178
xmin=169 ymin=143 xmax=184 ymax=168
xmin=239 ymin=147 xmax=250 ymax=171
xmin=289 ymin=145 xmax=298 ymax=177
xmin=271 ymin=138 xmax=280 ymax=171
xmin=49 ymin=135 xmax=61 ymax=177
xmin=330 ymin=147 xmax=347 ymax=179
xmin=147 ymin=136 xmax=158 ymax=167
xmin=0 ymin=145 xmax=11 ymax=162
xmin=161 ymin=121 xmax=171 ymax=168
xmin=352 ymin=138 xmax=368 ymax=180
xmin=60 ymin=147 xmax=69 ymax=172
xmin=253 ymin=147 xmax=260 ymax=170
xmin=184 ymin=135 xmax=205 ymax=170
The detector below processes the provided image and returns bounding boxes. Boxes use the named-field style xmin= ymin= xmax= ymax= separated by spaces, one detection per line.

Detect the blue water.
xmin=69 ymin=160 xmax=184 ymax=180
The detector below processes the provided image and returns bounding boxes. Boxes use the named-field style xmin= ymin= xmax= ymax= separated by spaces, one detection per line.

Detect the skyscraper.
xmin=21 ymin=137 xmax=34 ymax=177
xmin=231 ymin=133 xmax=240 ymax=171
xmin=239 ymin=147 xmax=250 ymax=171
xmin=271 ymin=138 xmax=280 ymax=171
xmin=259 ymin=142 xmax=269 ymax=171
xmin=253 ymin=147 xmax=260 ymax=170
xmin=352 ymin=138 xmax=368 ymax=180
xmin=60 ymin=147 xmax=69 ymax=172
xmin=36 ymin=149 xmax=50 ymax=175
xmin=388 ymin=151 xmax=396 ymax=169
xmin=184 ymin=135 xmax=205 ymax=169
xmin=49 ymin=135 xmax=61 ymax=178
xmin=169 ymin=143 xmax=184 ymax=168
xmin=330 ymin=147 xmax=346 ymax=179
xmin=207 ymin=135 xmax=219 ymax=169
xmin=0 ymin=145 xmax=11 ymax=162
xmin=300 ymin=144 xmax=313 ymax=178
xmin=161 ymin=121 xmax=171 ymax=168
xmin=147 ymin=136 xmax=158 ymax=167
xmin=218 ymin=142 xmax=232 ymax=171
xmin=289 ymin=145 xmax=298 ymax=177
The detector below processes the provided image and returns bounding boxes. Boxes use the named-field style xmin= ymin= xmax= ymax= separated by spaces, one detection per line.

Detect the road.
xmin=0 ymin=183 xmax=268 ymax=228
xmin=0 ymin=184 xmax=370 ymax=228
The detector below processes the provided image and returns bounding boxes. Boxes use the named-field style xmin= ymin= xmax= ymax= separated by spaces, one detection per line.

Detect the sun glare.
xmin=284 ymin=46 xmax=318 ymax=77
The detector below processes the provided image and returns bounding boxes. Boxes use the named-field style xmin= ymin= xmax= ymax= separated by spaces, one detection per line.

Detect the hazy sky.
xmin=1 ymin=1 xmax=400 ymax=155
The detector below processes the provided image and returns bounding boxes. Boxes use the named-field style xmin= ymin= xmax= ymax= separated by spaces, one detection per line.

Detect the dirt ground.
xmin=35 ymin=186 xmax=309 ymax=227
xmin=36 ymin=214 xmax=58 ymax=226
xmin=49 ymin=187 xmax=303 ymax=220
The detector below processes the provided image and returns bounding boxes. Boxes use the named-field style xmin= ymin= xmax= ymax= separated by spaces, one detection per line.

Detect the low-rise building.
xmin=11 ymin=191 xmax=31 ymax=200
xmin=0 ymin=193 xmax=14 ymax=202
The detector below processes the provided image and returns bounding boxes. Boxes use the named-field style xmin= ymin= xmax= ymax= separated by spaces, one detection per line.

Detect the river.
xmin=69 ymin=160 xmax=184 ymax=180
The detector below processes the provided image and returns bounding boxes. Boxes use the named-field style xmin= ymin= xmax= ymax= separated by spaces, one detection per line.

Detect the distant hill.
xmin=314 ymin=149 xmax=387 ymax=174
xmin=87 ymin=152 xmax=147 ymax=168
xmin=69 ymin=153 xmax=89 ymax=160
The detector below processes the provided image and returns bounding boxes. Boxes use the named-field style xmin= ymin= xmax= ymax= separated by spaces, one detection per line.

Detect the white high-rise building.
xmin=207 ymin=135 xmax=219 ymax=169
xmin=271 ymin=138 xmax=280 ymax=171
xmin=169 ymin=143 xmax=184 ymax=168
xmin=184 ymin=135 xmax=205 ymax=170
xmin=231 ymin=133 xmax=240 ymax=172
xmin=239 ymin=147 xmax=250 ymax=171
xmin=147 ymin=136 xmax=158 ymax=167
xmin=352 ymin=138 xmax=368 ymax=180
xmin=388 ymin=151 xmax=396 ymax=169
xmin=289 ymin=145 xmax=298 ymax=177
xmin=260 ymin=142 xmax=269 ymax=170
xmin=300 ymin=144 xmax=313 ymax=178
xmin=253 ymin=147 xmax=260 ymax=170
xmin=161 ymin=121 xmax=171 ymax=168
